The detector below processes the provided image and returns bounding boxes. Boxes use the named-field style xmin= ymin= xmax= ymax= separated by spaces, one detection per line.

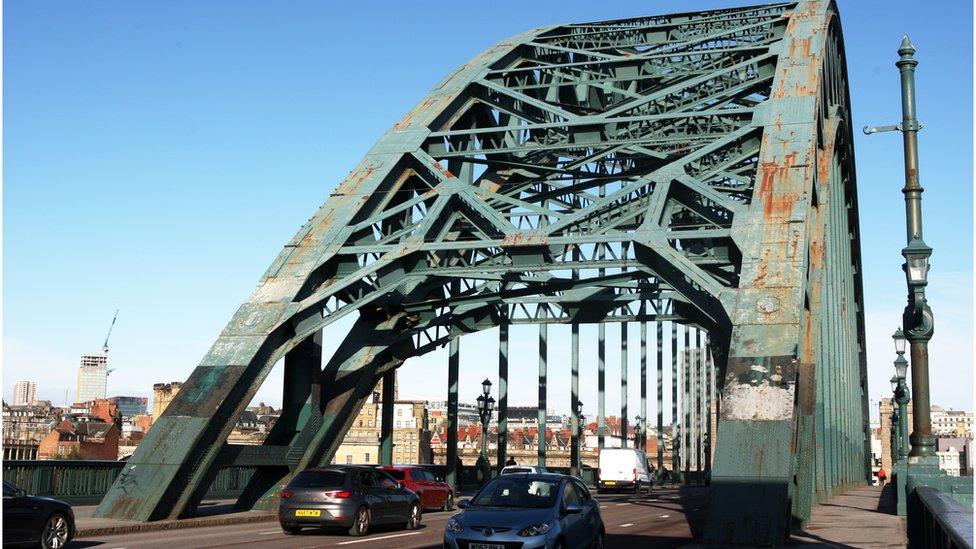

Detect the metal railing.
xmin=908 ymin=486 xmax=974 ymax=549
xmin=2 ymin=460 xmax=255 ymax=505
xmin=2 ymin=459 xmax=601 ymax=506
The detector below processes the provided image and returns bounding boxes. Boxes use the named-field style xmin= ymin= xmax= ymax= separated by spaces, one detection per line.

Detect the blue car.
xmin=444 ymin=473 xmax=604 ymax=549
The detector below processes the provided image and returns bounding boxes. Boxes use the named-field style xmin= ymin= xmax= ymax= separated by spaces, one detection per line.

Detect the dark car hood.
xmin=458 ymin=506 xmax=552 ymax=528
xmin=26 ymin=494 xmax=72 ymax=509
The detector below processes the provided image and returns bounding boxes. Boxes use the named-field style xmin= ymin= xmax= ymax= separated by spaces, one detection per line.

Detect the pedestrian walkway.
xmin=793 ymin=484 xmax=906 ymax=548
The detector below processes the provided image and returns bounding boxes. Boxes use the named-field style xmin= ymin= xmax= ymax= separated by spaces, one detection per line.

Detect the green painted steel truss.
xmin=95 ymin=1 xmax=868 ymax=544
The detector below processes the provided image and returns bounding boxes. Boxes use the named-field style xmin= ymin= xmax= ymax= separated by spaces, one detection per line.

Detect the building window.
xmin=396 ymin=421 xmax=401 ymax=428
xmin=365 ymin=453 xmax=371 ymax=462
xmin=346 ymin=455 xmax=353 ymax=464
xmin=396 ymin=457 xmax=402 ymax=464
xmin=368 ymin=420 xmax=373 ymax=427
xmin=397 ymin=409 xmax=403 ymax=416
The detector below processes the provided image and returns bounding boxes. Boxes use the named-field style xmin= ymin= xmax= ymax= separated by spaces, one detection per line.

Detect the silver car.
xmin=444 ymin=473 xmax=605 ymax=549
xmin=278 ymin=466 xmax=422 ymax=536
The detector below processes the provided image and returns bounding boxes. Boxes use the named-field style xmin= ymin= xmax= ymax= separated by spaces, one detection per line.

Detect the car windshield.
xmin=289 ymin=470 xmax=345 ymax=489
xmin=502 ymin=467 xmax=533 ymax=474
xmin=470 ymin=477 xmax=560 ymax=509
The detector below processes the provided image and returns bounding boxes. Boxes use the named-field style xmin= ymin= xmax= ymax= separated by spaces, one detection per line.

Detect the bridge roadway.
xmin=70 ymin=487 xmax=708 ymax=549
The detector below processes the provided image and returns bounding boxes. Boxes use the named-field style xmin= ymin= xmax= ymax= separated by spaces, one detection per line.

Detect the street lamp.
xmin=476 ymin=379 xmax=495 ymax=483
xmin=576 ymin=400 xmax=584 ymax=470
xmin=892 ymin=331 xmax=911 ymax=462
xmin=864 ymin=36 xmax=936 ymax=459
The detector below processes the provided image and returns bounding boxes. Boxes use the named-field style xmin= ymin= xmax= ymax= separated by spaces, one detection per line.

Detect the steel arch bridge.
xmin=96 ymin=0 xmax=869 ymax=544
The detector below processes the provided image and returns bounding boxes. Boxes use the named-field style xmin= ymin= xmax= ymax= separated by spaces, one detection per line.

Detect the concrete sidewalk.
xmin=793 ymin=484 xmax=906 ymax=548
xmin=73 ymin=500 xmax=275 ymax=537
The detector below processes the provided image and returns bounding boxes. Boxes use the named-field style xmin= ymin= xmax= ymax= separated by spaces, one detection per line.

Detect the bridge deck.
xmin=794 ymin=485 xmax=906 ymax=548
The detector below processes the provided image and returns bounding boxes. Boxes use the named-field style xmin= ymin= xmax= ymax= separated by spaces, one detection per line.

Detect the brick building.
xmin=37 ymin=418 xmax=119 ymax=460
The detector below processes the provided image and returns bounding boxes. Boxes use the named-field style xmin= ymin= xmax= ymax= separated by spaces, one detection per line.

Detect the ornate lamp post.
xmin=576 ymin=400 xmax=585 ymax=471
xmin=889 ymin=376 xmax=901 ymax=466
xmin=892 ymin=329 xmax=911 ymax=461
xmin=864 ymin=37 xmax=935 ymax=459
xmin=476 ymin=379 xmax=495 ymax=483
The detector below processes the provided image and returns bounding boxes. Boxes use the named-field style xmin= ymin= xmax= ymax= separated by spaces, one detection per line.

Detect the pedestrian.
xmin=505 ymin=456 xmax=517 ymax=466
xmin=877 ymin=467 xmax=887 ymax=486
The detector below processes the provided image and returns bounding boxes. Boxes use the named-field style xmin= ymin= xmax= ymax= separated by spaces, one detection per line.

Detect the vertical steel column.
xmin=598 ymin=245 xmax=606 ymax=449
xmin=379 ymin=369 xmax=395 ymax=465
xmin=640 ymin=321 xmax=648 ymax=453
xmin=671 ymin=322 xmax=679 ymax=480
xmin=695 ymin=329 xmax=703 ymax=479
xmin=446 ymin=336 xmax=460 ymax=491
xmin=538 ymin=311 xmax=548 ymax=467
xmin=657 ymin=317 xmax=664 ymax=476
xmin=570 ymin=248 xmax=581 ymax=475
xmin=621 ymin=322 xmax=629 ymax=448
xmin=683 ymin=325 xmax=691 ymax=482
xmin=705 ymin=336 xmax=713 ymax=474
xmin=497 ymin=322 xmax=509 ymax=471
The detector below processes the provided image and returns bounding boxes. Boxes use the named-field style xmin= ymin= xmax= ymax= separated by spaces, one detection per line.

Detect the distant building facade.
xmin=152 ymin=382 xmax=183 ymax=422
xmin=107 ymin=396 xmax=148 ymax=419
xmin=77 ymin=354 xmax=108 ymax=402
xmin=13 ymin=380 xmax=37 ymax=406
xmin=931 ymin=406 xmax=974 ymax=438
xmin=2 ymin=401 xmax=60 ymax=460
xmin=38 ymin=418 xmax=119 ymax=460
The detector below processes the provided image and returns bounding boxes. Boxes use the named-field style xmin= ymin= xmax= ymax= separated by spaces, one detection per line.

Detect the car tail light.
xmin=325 ymin=490 xmax=351 ymax=499
xmin=280 ymin=490 xmax=293 ymax=499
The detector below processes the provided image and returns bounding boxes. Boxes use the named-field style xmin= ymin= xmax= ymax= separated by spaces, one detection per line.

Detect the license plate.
xmin=470 ymin=544 xmax=504 ymax=549
xmin=294 ymin=509 xmax=321 ymax=517
xmin=604 ymin=481 xmax=617 ymax=485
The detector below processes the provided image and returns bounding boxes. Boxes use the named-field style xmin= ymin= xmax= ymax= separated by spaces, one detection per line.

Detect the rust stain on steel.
xmin=757 ymin=152 xmax=799 ymax=219
xmin=432 ymin=160 xmax=456 ymax=179
xmin=394 ymin=98 xmax=438 ymax=131
xmin=502 ymin=231 xmax=548 ymax=246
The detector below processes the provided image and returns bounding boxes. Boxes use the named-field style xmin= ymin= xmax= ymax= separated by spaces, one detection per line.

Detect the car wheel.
xmin=281 ymin=525 xmax=301 ymax=535
xmin=348 ymin=507 xmax=371 ymax=537
xmin=443 ymin=492 xmax=454 ymax=512
xmin=406 ymin=502 xmax=422 ymax=530
xmin=40 ymin=513 xmax=71 ymax=549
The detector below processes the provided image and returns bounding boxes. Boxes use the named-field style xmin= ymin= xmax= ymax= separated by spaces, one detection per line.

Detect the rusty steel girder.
xmin=95 ymin=1 xmax=867 ymax=545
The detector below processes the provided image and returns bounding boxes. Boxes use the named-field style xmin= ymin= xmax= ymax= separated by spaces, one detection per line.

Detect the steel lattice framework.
xmin=96 ymin=1 xmax=868 ymax=544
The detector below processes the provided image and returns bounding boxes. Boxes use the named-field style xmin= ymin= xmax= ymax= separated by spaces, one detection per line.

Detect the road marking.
xmin=616 ymin=502 xmax=630 ymax=506
xmin=620 ymin=523 xmax=634 ymax=527
xmin=337 ymin=532 xmax=421 ymax=545
xmin=258 ymin=530 xmax=281 ymax=535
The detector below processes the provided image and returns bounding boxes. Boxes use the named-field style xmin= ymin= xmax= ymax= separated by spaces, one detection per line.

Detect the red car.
xmin=377 ymin=466 xmax=454 ymax=511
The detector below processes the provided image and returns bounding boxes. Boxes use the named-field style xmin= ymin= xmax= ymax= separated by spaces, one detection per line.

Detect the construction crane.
xmin=103 ymin=309 xmax=119 ymax=354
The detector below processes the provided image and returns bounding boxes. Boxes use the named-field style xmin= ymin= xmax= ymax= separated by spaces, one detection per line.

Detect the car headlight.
xmin=446 ymin=518 xmax=463 ymax=534
xmin=517 ymin=522 xmax=552 ymax=537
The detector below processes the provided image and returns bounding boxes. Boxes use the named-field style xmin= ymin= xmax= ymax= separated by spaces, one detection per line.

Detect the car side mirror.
xmin=16 ymin=489 xmax=27 ymax=498
xmin=563 ymin=503 xmax=583 ymax=515
xmin=457 ymin=499 xmax=470 ymax=509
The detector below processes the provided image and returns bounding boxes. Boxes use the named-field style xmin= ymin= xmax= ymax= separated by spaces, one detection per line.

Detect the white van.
xmin=597 ymin=448 xmax=653 ymax=494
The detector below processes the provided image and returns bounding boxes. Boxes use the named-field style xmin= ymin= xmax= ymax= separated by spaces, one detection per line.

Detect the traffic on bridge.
xmin=3 ymin=0 xmax=973 ymax=548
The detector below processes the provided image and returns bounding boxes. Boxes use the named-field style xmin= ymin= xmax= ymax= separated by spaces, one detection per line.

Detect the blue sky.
xmin=4 ymin=1 xmax=972 ymax=423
